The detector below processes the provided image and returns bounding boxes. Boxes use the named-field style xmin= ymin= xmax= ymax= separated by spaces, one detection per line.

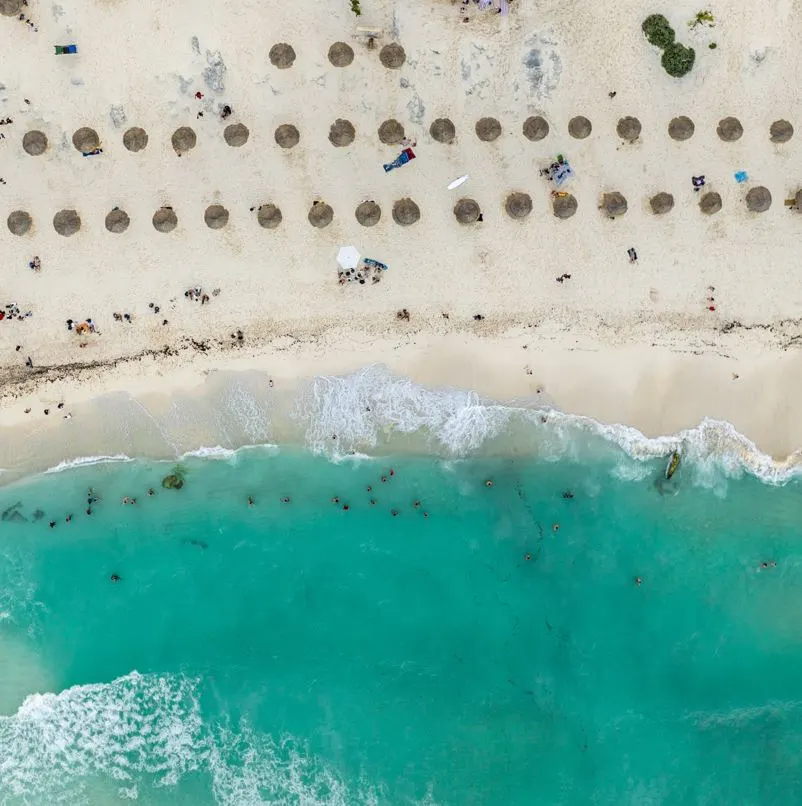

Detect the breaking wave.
xmin=0 ymin=671 xmax=402 ymax=805
xmin=293 ymin=365 xmax=802 ymax=486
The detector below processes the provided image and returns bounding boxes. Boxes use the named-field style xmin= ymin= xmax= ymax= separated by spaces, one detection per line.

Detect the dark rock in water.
xmin=185 ymin=538 xmax=208 ymax=549
xmin=162 ymin=474 xmax=185 ymax=490
xmin=33 ymin=509 xmax=45 ymax=521
xmin=8 ymin=511 xmax=27 ymax=523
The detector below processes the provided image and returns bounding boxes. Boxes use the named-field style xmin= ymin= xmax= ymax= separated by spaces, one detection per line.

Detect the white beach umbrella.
xmin=337 ymin=245 xmax=360 ymax=270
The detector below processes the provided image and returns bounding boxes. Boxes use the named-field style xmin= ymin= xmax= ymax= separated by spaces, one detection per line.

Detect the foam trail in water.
xmin=295 ymin=365 xmax=802 ymax=486
xmin=44 ymin=454 xmax=133 ymax=474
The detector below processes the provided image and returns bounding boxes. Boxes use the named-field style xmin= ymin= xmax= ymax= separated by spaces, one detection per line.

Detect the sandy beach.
xmin=2 ymin=0 xmax=802 ymax=469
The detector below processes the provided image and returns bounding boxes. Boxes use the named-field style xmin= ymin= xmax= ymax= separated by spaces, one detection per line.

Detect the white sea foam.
xmin=294 ymin=365 xmax=802 ymax=486
xmin=0 ymin=671 xmax=418 ymax=805
xmin=180 ymin=445 xmax=239 ymax=460
xmin=44 ymin=454 xmax=133 ymax=474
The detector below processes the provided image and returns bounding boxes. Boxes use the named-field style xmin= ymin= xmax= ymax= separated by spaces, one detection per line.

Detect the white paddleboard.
xmin=447 ymin=174 xmax=469 ymax=190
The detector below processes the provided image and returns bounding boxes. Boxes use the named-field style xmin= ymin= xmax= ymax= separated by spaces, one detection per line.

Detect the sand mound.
xmin=328 ymin=42 xmax=354 ymax=67
xmin=53 ymin=209 xmax=81 ymax=237
xmin=308 ymin=202 xmax=333 ymax=228
xmin=123 ymin=127 xmax=148 ymax=152
xmin=392 ymin=198 xmax=420 ymax=226
xmin=172 ymin=126 xmax=197 ymax=154
xmin=7 ymin=210 xmax=31 ymax=235
xmin=274 ymin=124 xmax=299 ymax=149
xmin=72 ymin=127 xmax=99 ymax=153
xmin=617 ymin=117 xmax=641 ymax=142
xmin=568 ymin=116 xmax=592 ymax=139
xmin=105 ymin=209 xmax=130 ymax=233
xmin=269 ymin=43 xmax=296 ymax=68
xmin=205 ymin=204 xmax=229 ymax=229
xmin=505 ymin=192 xmax=532 ymax=220
xmin=454 ymin=198 xmax=480 ymax=224
xmin=745 ymin=186 xmax=772 ymax=213
xmin=223 ymin=123 xmax=249 ymax=147
xmin=378 ymin=119 xmax=405 ymax=145
xmin=650 ymin=192 xmax=674 ymax=214
xmin=153 ymin=207 xmax=177 ymax=232
xmin=668 ymin=116 xmax=694 ymax=141
xmin=257 ymin=204 xmax=282 ymax=229
xmin=329 ymin=119 xmax=355 ymax=147
xmin=430 ymin=118 xmax=455 ymax=144
xmin=380 ymin=43 xmax=405 ymax=68
xmin=522 ymin=116 xmax=549 ymax=141
xmin=475 ymin=117 xmax=502 ymax=142
xmin=355 ymin=201 xmax=381 ymax=227
xmin=770 ymin=120 xmax=793 ymax=143
xmin=699 ymin=192 xmax=722 ymax=214
xmin=552 ymin=194 xmax=578 ymax=219
xmin=22 ymin=130 xmax=47 ymax=156
xmin=601 ymin=192 xmax=627 ymax=218
xmin=717 ymin=117 xmax=743 ymax=142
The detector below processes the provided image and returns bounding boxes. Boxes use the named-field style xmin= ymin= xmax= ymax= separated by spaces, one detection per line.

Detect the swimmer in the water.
xmin=423 ymin=511 xmax=429 ymax=518
xmin=485 ymin=480 xmax=494 ymax=487
xmin=391 ymin=509 xmax=399 ymax=517
xmin=413 ymin=500 xmax=421 ymax=509
xmin=49 ymin=520 xmax=55 ymax=528
xmin=65 ymin=514 xmax=72 ymax=523
xmin=370 ymin=499 xmax=377 ymax=506
xmin=389 ymin=469 xmax=395 ymax=477
xmin=562 ymin=490 xmax=574 ymax=499
xmin=381 ymin=476 xmax=388 ymax=483
xmin=122 ymin=497 xmax=130 ymax=505
xmin=525 ymin=553 xmax=532 ymax=561
xmin=552 ymin=523 xmax=560 ymax=532
xmin=147 ymin=488 xmax=155 ymax=497
xmin=331 ymin=497 xmax=340 ymax=504
xmin=86 ymin=507 xmax=92 ymax=515
xmin=343 ymin=504 xmax=350 ymax=511
xmin=248 ymin=496 xmax=255 ymax=506
xmin=366 ymin=485 xmax=372 ymax=492
xmin=110 ymin=574 xmax=120 ymax=582
xmin=280 ymin=496 xmax=291 ymax=503
xmin=759 ymin=561 xmax=777 ymax=570
xmin=634 ymin=576 xmax=643 ymax=586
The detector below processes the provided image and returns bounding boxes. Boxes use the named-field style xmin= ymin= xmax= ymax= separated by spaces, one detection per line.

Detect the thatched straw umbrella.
xmin=105 ymin=208 xmax=130 ymax=233
xmin=257 ymin=204 xmax=282 ymax=229
xmin=522 ymin=116 xmax=549 ymax=141
xmin=568 ymin=116 xmax=592 ymax=139
xmin=269 ymin=43 xmax=296 ymax=69
xmin=717 ymin=117 xmax=743 ymax=142
xmin=22 ymin=130 xmax=47 ymax=156
xmin=454 ymin=198 xmax=480 ymax=224
xmin=205 ymin=204 xmax=229 ymax=229
xmin=505 ymin=192 xmax=532 ymax=220
xmin=72 ymin=127 xmax=99 ymax=153
xmin=649 ymin=192 xmax=674 ymax=215
xmin=153 ymin=207 xmax=178 ymax=232
xmin=378 ymin=119 xmax=405 ymax=145
xmin=355 ymin=201 xmax=381 ymax=227
xmin=430 ymin=118 xmax=455 ymax=144
xmin=308 ymin=202 xmax=333 ymax=228
xmin=668 ymin=116 xmax=694 ymax=141
xmin=53 ymin=209 xmax=81 ymax=237
xmin=475 ymin=117 xmax=502 ymax=142
xmin=770 ymin=120 xmax=793 ymax=143
xmin=379 ymin=43 xmax=406 ymax=69
xmin=699 ymin=192 xmax=722 ymax=215
xmin=392 ymin=198 xmax=420 ymax=226
xmin=745 ymin=186 xmax=772 ymax=213
xmin=0 ymin=0 xmax=21 ymax=16
xmin=552 ymin=194 xmax=578 ymax=219
xmin=328 ymin=41 xmax=354 ymax=67
xmin=617 ymin=116 xmax=641 ymax=142
xmin=274 ymin=124 xmax=299 ymax=149
xmin=123 ymin=126 xmax=148 ymax=152
xmin=223 ymin=123 xmax=249 ymax=147
xmin=172 ymin=126 xmax=197 ymax=154
xmin=601 ymin=192 xmax=627 ymax=218
xmin=329 ymin=119 xmax=355 ymax=147
xmin=7 ymin=210 xmax=31 ymax=236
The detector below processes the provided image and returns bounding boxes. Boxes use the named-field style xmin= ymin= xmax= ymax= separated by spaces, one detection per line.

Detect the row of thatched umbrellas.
xmin=268 ymin=41 xmax=408 ymax=70
xmin=6 ymin=187 xmax=790 ymax=237
xmin=19 ymin=116 xmax=795 ymax=157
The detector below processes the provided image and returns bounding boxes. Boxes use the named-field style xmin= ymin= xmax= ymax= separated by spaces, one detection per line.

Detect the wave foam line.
xmin=44 ymin=454 xmax=133 ymax=474
xmin=293 ymin=365 xmax=802 ymax=485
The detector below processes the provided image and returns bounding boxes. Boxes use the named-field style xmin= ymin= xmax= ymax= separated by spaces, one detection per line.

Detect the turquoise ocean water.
xmin=1 ymin=442 xmax=802 ymax=804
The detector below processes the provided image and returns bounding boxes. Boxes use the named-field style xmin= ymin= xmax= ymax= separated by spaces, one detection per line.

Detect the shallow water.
xmin=1 ymin=444 xmax=802 ymax=804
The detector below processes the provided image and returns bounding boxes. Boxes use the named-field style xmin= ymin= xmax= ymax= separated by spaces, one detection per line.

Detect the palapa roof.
xmin=205 ymin=204 xmax=229 ymax=229
xmin=22 ymin=130 xmax=47 ymax=156
xmin=552 ymin=194 xmax=578 ymax=219
xmin=153 ymin=207 xmax=178 ymax=232
xmin=72 ymin=127 xmax=99 ymax=153
xmin=257 ymin=204 xmax=282 ymax=229
xmin=308 ymin=202 xmax=334 ymax=228
xmin=379 ymin=43 xmax=405 ymax=69
xmin=717 ymin=117 xmax=743 ymax=142
xmin=601 ymin=192 xmax=627 ymax=218
xmin=770 ymin=119 xmax=793 ymax=143
xmin=505 ymin=192 xmax=532 ymax=219
xmin=522 ymin=116 xmax=549 ymax=141
xmin=378 ymin=119 xmax=405 ymax=145
xmin=699 ymin=191 xmax=722 ymax=214
xmin=617 ymin=116 xmax=641 ymax=142
xmin=53 ymin=209 xmax=81 ymax=237
xmin=274 ymin=124 xmax=299 ymax=148
xmin=649 ymin=192 xmax=674 ymax=215
xmin=568 ymin=116 xmax=592 ymax=139
xmin=392 ymin=197 xmax=420 ymax=226
xmin=745 ymin=186 xmax=772 ymax=212
xmin=328 ymin=41 xmax=354 ymax=67
xmin=223 ymin=123 xmax=249 ymax=147
xmin=171 ymin=126 xmax=197 ymax=153
xmin=123 ymin=127 xmax=148 ymax=152
xmin=668 ymin=116 xmax=694 ymax=141
xmin=7 ymin=210 xmax=32 ymax=235
xmin=269 ymin=43 xmax=296 ymax=68
xmin=105 ymin=209 xmax=130 ymax=233
xmin=429 ymin=118 xmax=455 ymax=144
xmin=453 ymin=198 xmax=480 ymax=224
xmin=355 ymin=201 xmax=381 ymax=227
xmin=329 ymin=119 xmax=355 ymax=147
xmin=475 ymin=117 xmax=501 ymax=142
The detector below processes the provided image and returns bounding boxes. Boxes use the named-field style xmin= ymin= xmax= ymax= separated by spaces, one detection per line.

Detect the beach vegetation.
xmin=709 ymin=42 xmax=717 ymax=49
xmin=689 ymin=10 xmax=715 ymax=28
xmin=642 ymin=14 xmax=675 ymax=49
xmin=162 ymin=464 xmax=187 ymax=490
xmin=662 ymin=42 xmax=696 ymax=77
xmin=350 ymin=0 xmax=362 ymax=16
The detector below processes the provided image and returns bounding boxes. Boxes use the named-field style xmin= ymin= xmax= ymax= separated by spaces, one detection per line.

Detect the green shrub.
xmin=350 ymin=0 xmax=361 ymax=16
xmin=642 ymin=14 xmax=675 ymax=49
xmin=689 ymin=10 xmax=715 ymax=28
xmin=662 ymin=43 xmax=696 ymax=77
xmin=709 ymin=42 xmax=717 ymax=49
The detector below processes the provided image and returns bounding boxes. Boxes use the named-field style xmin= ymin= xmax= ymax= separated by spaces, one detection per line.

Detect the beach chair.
xmin=54 ymin=44 xmax=78 ymax=55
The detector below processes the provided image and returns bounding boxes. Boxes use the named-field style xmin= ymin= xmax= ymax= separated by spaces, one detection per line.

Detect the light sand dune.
xmin=1 ymin=0 xmax=802 ymax=458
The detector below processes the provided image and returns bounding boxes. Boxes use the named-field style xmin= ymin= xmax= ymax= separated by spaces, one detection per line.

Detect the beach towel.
xmin=363 ymin=257 xmax=389 ymax=271
xmin=82 ymin=148 xmax=102 ymax=157
xmin=552 ymin=160 xmax=574 ymax=187
xmin=383 ymin=148 xmax=416 ymax=173
xmin=734 ymin=170 xmax=748 ymax=183
xmin=54 ymin=45 xmax=77 ymax=55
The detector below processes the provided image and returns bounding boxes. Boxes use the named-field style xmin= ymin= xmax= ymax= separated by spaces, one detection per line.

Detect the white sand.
xmin=1 ymin=0 xmax=802 ymax=464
